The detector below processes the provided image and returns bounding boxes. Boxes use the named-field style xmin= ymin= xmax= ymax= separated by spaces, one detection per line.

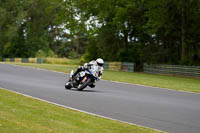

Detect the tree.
xmin=1 ymin=0 xmax=200 ymax=66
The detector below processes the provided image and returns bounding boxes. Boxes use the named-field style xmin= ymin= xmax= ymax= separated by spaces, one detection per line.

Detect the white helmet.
xmin=96 ymin=58 xmax=104 ymax=66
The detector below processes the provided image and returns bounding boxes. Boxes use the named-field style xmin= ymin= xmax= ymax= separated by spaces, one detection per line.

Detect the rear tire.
xmin=77 ymin=78 xmax=92 ymax=91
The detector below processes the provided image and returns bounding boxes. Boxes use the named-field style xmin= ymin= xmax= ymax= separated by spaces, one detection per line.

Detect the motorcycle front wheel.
xmin=65 ymin=82 xmax=72 ymax=89
xmin=77 ymin=78 xmax=92 ymax=91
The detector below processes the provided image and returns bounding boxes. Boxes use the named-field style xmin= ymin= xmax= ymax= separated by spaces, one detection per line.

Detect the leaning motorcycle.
xmin=65 ymin=68 xmax=99 ymax=91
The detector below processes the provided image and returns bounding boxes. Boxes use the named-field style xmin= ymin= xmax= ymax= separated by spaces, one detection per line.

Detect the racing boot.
xmin=72 ymin=66 xmax=83 ymax=79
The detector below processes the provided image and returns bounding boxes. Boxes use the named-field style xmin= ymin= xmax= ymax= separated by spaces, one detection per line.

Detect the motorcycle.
xmin=65 ymin=68 xmax=99 ymax=91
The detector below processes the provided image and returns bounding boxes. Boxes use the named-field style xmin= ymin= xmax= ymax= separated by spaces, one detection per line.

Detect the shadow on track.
xmin=82 ymin=89 xmax=103 ymax=93
xmin=65 ymin=88 xmax=103 ymax=93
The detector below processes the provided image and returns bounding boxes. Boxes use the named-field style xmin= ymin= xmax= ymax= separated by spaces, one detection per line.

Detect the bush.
xmin=68 ymin=49 xmax=79 ymax=59
xmin=36 ymin=50 xmax=58 ymax=58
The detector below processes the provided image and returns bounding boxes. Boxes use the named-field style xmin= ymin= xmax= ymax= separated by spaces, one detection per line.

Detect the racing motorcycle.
xmin=65 ymin=68 xmax=99 ymax=91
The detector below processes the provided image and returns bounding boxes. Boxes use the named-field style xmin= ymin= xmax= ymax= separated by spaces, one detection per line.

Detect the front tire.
xmin=77 ymin=78 xmax=92 ymax=91
xmin=65 ymin=82 xmax=72 ymax=89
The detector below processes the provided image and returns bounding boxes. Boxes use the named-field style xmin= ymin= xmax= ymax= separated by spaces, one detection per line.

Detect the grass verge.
xmin=103 ymin=71 xmax=200 ymax=93
xmin=10 ymin=62 xmax=200 ymax=93
xmin=0 ymin=88 xmax=164 ymax=133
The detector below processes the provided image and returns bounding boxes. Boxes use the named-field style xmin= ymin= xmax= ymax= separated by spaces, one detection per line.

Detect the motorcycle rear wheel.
xmin=77 ymin=78 xmax=92 ymax=91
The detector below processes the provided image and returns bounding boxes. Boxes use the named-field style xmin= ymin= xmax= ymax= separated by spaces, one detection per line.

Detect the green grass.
xmin=14 ymin=63 xmax=79 ymax=73
xmin=42 ymin=58 xmax=81 ymax=65
xmin=10 ymin=62 xmax=200 ymax=93
xmin=0 ymin=88 xmax=164 ymax=133
xmin=103 ymin=71 xmax=200 ymax=93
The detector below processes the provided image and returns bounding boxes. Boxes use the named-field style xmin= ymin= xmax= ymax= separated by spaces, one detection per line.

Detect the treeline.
xmin=1 ymin=0 xmax=200 ymax=69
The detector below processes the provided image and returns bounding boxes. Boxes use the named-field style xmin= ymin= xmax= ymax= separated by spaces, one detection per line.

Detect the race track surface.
xmin=0 ymin=63 xmax=200 ymax=133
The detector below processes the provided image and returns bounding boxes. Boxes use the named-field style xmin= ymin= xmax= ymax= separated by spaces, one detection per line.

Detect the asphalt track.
xmin=0 ymin=63 xmax=200 ymax=133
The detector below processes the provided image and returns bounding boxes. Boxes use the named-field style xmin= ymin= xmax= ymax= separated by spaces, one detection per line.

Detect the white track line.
xmin=0 ymin=87 xmax=164 ymax=133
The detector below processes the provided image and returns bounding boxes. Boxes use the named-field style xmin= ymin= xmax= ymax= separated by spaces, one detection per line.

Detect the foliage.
xmin=0 ymin=0 xmax=87 ymax=58
xmin=36 ymin=50 xmax=58 ymax=58
xmin=0 ymin=0 xmax=200 ymax=69
xmin=68 ymin=49 xmax=79 ymax=59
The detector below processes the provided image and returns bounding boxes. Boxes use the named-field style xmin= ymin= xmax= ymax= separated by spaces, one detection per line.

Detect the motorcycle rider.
xmin=70 ymin=58 xmax=104 ymax=88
